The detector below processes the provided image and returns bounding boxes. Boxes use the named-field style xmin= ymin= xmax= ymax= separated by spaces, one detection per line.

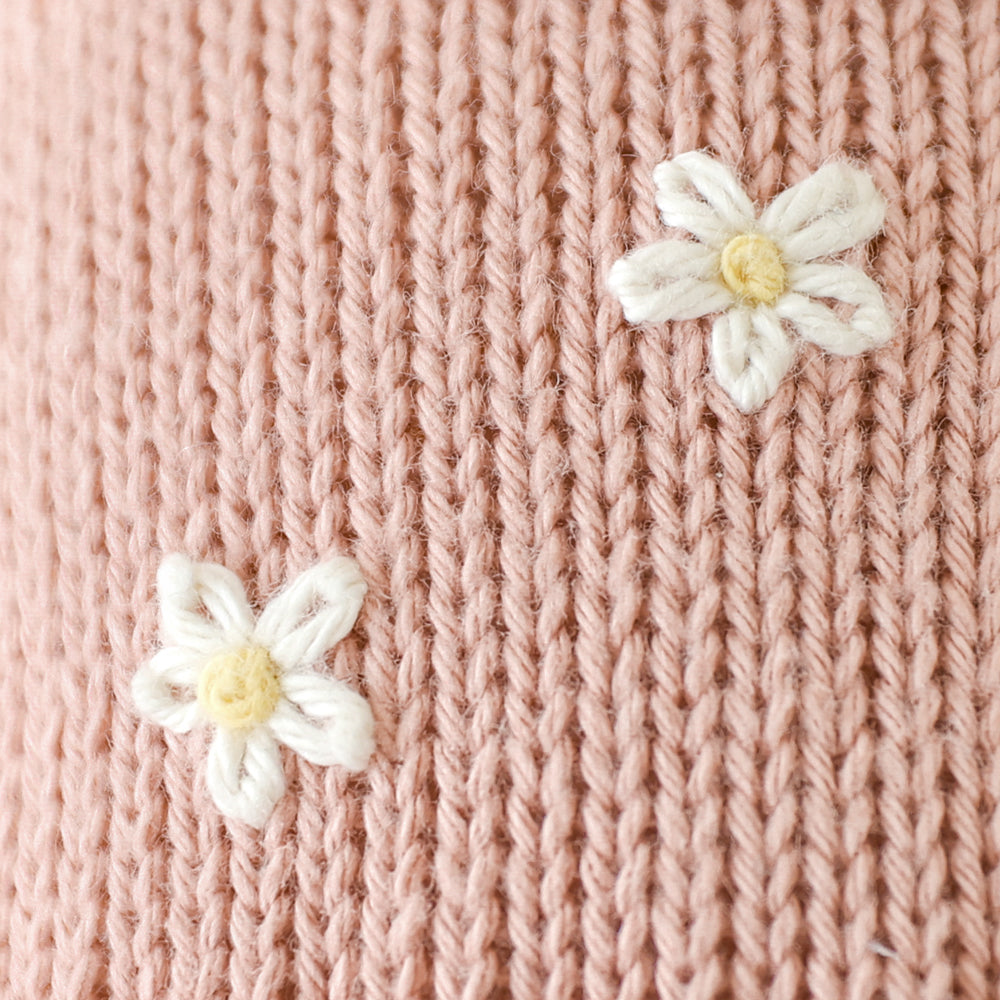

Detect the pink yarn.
xmin=1 ymin=0 xmax=999 ymax=997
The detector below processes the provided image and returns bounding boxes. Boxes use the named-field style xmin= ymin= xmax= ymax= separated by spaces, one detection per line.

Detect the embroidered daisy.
xmin=608 ymin=151 xmax=892 ymax=411
xmin=132 ymin=554 xmax=375 ymax=827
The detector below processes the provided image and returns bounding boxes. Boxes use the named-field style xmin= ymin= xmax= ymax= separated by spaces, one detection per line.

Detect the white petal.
xmin=253 ymin=558 xmax=367 ymax=671
xmin=131 ymin=658 xmax=201 ymax=734
xmin=268 ymin=674 xmax=375 ymax=770
xmin=778 ymin=263 xmax=893 ymax=355
xmin=608 ymin=240 xmax=732 ymax=324
xmin=204 ymin=727 xmax=286 ymax=828
xmin=711 ymin=307 xmax=796 ymax=412
xmin=157 ymin=554 xmax=255 ymax=649
xmin=759 ymin=163 xmax=885 ymax=261
xmin=652 ymin=152 xmax=756 ymax=247
xmin=147 ymin=645 xmax=205 ymax=686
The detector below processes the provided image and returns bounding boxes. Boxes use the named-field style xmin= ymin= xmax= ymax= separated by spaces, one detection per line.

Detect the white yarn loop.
xmin=146 ymin=644 xmax=204 ymax=687
xmin=132 ymin=554 xmax=376 ymax=827
xmin=269 ymin=679 xmax=375 ymax=770
xmin=780 ymin=263 xmax=893 ymax=354
xmin=253 ymin=558 xmax=367 ymax=670
xmin=158 ymin=553 xmax=255 ymax=647
xmin=607 ymin=240 xmax=732 ymax=324
xmin=610 ymin=152 xmax=892 ymax=410
xmin=205 ymin=728 xmax=286 ymax=829
xmin=653 ymin=151 xmax=756 ymax=246
xmin=131 ymin=666 xmax=201 ymax=734
xmin=759 ymin=163 xmax=886 ymax=260
xmin=711 ymin=308 xmax=795 ymax=413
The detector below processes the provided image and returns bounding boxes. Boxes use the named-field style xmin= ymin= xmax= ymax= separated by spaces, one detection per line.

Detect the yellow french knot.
xmin=719 ymin=233 xmax=787 ymax=306
xmin=197 ymin=646 xmax=282 ymax=729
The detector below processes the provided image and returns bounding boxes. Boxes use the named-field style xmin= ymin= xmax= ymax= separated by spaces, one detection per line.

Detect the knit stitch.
xmin=1 ymin=1 xmax=999 ymax=998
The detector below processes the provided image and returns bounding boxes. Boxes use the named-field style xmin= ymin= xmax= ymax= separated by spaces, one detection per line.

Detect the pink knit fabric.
xmin=1 ymin=1 xmax=998 ymax=997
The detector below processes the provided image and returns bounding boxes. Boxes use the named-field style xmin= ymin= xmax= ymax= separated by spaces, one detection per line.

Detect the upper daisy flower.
xmin=608 ymin=151 xmax=893 ymax=411
xmin=132 ymin=554 xmax=375 ymax=827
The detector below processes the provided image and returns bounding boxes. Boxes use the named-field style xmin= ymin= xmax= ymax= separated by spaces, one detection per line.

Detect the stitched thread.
xmin=608 ymin=152 xmax=893 ymax=411
xmin=719 ymin=233 xmax=786 ymax=305
xmin=197 ymin=647 xmax=282 ymax=729
xmin=131 ymin=554 xmax=375 ymax=827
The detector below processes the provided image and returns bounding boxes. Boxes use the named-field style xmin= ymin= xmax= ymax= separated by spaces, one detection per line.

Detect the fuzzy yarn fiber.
xmin=1 ymin=1 xmax=999 ymax=998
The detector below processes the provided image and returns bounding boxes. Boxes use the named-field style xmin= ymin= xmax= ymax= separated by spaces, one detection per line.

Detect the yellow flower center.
xmin=719 ymin=233 xmax=786 ymax=306
xmin=197 ymin=646 xmax=282 ymax=729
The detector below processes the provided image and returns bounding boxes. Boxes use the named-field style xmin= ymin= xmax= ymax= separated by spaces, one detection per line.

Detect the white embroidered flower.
xmin=132 ymin=554 xmax=375 ymax=827
xmin=608 ymin=151 xmax=893 ymax=411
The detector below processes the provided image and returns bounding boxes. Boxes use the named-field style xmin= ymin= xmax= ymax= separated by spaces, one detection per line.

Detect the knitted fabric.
xmin=0 ymin=1 xmax=997 ymax=998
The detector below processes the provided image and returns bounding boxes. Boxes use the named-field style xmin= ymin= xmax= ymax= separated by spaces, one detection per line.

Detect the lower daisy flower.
xmin=608 ymin=151 xmax=893 ymax=411
xmin=131 ymin=554 xmax=375 ymax=827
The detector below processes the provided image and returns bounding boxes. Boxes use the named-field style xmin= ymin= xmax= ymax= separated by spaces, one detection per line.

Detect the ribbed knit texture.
xmin=1 ymin=1 xmax=998 ymax=998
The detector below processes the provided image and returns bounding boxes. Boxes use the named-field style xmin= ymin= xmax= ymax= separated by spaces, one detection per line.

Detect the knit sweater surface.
xmin=1 ymin=1 xmax=998 ymax=998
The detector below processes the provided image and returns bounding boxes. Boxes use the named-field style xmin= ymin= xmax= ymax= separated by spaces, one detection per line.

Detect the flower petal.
xmin=157 ymin=554 xmax=255 ymax=649
xmin=652 ymin=151 xmax=756 ymax=247
xmin=269 ymin=673 xmax=376 ymax=770
xmin=147 ymin=645 xmax=205 ymax=686
xmin=253 ymin=558 xmax=367 ymax=671
xmin=131 ymin=656 xmax=201 ymax=734
xmin=758 ymin=163 xmax=885 ymax=261
xmin=778 ymin=263 xmax=893 ymax=355
xmin=608 ymin=240 xmax=732 ymax=324
xmin=204 ymin=727 xmax=286 ymax=828
xmin=711 ymin=307 xmax=796 ymax=412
